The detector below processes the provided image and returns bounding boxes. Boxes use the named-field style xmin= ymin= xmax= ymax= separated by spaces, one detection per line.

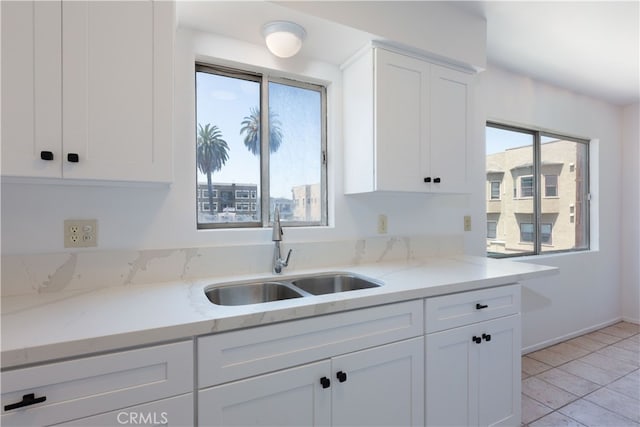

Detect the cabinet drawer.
xmin=425 ymin=284 xmax=520 ymax=333
xmin=198 ymin=300 xmax=424 ymax=387
xmin=1 ymin=341 xmax=193 ymax=426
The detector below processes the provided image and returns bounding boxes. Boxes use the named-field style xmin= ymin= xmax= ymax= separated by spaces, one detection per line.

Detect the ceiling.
xmin=177 ymin=1 xmax=640 ymax=106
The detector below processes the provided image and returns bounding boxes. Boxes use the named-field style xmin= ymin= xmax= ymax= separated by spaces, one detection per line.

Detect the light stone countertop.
xmin=1 ymin=255 xmax=557 ymax=370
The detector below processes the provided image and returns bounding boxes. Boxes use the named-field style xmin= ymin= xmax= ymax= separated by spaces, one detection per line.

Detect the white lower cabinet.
xmin=199 ymin=337 xmax=424 ymax=427
xmin=0 ymin=341 xmax=193 ymax=427
xmin=425 ymin=314 xmax=521 ymax=427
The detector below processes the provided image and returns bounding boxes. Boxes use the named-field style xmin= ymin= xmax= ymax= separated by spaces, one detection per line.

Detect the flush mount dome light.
xmin=262 ymin=21 xmax=306 ymax=58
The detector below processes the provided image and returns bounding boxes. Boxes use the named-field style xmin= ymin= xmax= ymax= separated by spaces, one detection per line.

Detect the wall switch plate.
xmin=464 ymin=215 xmax=472 ymax=232
xmin=65 ymin=219 xmax=97 ymax=248
xmin=377 ymin=214 xmax=388 ymax=234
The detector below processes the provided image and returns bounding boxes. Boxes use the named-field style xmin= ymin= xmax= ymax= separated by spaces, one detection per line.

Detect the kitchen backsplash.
xmin=1 ymin=234 xmax=463 ymax=297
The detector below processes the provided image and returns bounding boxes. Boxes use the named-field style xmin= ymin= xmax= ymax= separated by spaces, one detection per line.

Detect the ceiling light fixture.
xmin=262 ymin=21 xmax=306 ymax=58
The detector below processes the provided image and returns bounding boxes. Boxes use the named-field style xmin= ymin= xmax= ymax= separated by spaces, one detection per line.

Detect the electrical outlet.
xmin=464 ymin=215 xmax=472 ymax=232
xmin=65 ymin=219 xmax=98 ymax=248
xmin=377 ymin=214 xmax=388 ymax=234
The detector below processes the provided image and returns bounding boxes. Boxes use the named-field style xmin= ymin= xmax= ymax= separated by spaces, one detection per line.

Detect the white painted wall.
xmin=621 ymin=103 xmax=640 ymax=323
xmin=480 ymin=66 xmax=627 ymax=351
xmin=1 ymin=28 xmax=483 ymax=256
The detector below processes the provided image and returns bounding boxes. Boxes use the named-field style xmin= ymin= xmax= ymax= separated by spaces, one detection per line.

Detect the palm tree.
xmin=197 ymin=123 xmax=230 ymax=214
xmin=239 ymin=107 xmax=283 ymax=155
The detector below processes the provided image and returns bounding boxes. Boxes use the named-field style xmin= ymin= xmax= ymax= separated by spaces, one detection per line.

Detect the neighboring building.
xmin=197 ymin=183 xmax=258 ymax=221
xmin=292 ymin=183 xmax=321 ymax=222
xmin=486 ymin=139 xmax=587 ymax=255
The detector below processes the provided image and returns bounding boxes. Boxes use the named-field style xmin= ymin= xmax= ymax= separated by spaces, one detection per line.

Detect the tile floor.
xmin=522 ymin=321 xmax=640 ymax=427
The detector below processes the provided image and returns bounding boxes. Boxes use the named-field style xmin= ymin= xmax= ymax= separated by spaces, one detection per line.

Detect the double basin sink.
xmin=205 ymin=272 xmax=382 ymax=306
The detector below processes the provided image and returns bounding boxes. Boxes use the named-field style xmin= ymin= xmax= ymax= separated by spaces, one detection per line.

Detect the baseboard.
xmin=621 ymin=316 xmax=640 ymax=325
xmin=521 ymin=317 xmax=622 ymax=355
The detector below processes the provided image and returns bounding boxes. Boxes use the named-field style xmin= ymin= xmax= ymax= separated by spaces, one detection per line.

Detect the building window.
xmin=544 ymin=175 xmax=558 ymax=197
xmin=487 ymin=221 xmax=497 ymax=239
xmin=520 ymin=176 xmax=534 ymax=198
xmin=486 ymin=123 xmax=589 ymax=257
xmin=195 ymin=63 xmax=327 ymax=228
xmin=490 ymin=181 xmax=501 ymax=200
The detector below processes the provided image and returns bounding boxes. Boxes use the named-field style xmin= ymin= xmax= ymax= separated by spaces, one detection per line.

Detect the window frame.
xmin=489 ymin=181 xmax=501 ymax=200
xmin=195 ymin=63 xmax=328 ymax=229
xmin=486 ymin=122 xmax=590 ymax=258
xmin=487 ymin=221 xmax=498 ymax=239
xmin=544 ymin=174 xmax=558 ymax=197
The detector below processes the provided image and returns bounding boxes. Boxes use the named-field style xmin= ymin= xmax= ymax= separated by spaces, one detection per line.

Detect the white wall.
xmin=1 ymin=28 xmax=483 ymax=256
xmin=480 ymin=66 xmax=626 ymax=351
xmin=621 ymin=103 xmax=640 ymax=323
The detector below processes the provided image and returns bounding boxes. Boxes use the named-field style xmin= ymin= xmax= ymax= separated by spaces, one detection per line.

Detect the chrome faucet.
xmin=272 ymin=207 xmax=292 ymax=274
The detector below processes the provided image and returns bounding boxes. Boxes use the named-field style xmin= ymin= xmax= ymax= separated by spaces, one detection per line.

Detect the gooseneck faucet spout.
xmin=272 ymin=208 xmax=292 ymax=274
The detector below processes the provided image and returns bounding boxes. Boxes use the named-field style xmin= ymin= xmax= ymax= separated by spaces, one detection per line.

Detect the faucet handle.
xmin=283 ymin=249 xmax=292 ymax=266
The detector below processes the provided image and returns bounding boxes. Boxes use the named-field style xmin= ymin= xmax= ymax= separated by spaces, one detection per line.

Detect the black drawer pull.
xmin=4 ymin=393 xmax=46 ymax=411
xmin=476 ymin=303 xmax=488 ymax=310
xmin=423 ymin=177 xmax=431 ymax=183
xmin=67 ymin=153 xmax=79 ymax=163
xmin=320 ymin=377 xmax=331 ymax=389
xmin=482 ymin=333 xmax=492 ymax=342
xmin=472 ymin=336 xmax=482 ymax=344
xmin=433 ymin=177 xmax=441 ymax=183
xmin=336 ymin=371 xmax=347 ymax=383
xmin=40 ymin=151 xmax=54 ymax=161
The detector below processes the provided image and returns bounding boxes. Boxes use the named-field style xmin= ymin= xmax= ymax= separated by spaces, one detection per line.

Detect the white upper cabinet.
xmin=343 ymin=46 xmax=473 ymax=194
xmin=1 ymin=0 xmax=174 ymax=183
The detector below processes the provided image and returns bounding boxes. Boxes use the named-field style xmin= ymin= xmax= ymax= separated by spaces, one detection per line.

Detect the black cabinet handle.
xmin=320 ymin=377 xmax=331 ymax=389
xmin=423 ymin=177 xmax=431 ymax=183
xmin=472 ymin=336 xmax=482 ymax=344
xmin=4 ymin=393 xmax=46 ymax=411
xmin=336 ymin=371 xmax=347 ymax=383
xmin=482 ymin=333 xmax=492 ymax=342
xmin=476 ymin=303 xmax=488 ymax=310
xmin=433 ymin=177 xmax=441 ymax=183
xmin=67 ymin=153 xmax=79 ymax=163
xmin=40 ymin=151 xmax=54 ymax=161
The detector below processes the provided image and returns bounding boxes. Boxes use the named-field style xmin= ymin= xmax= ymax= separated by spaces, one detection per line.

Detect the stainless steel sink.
xmin=204 ymin=273 xmax=382 ymax=306
xmin=291 ymin=273 xmax=382 ymax=295
xmin=205 ymin=281 xmax=304 ymax=306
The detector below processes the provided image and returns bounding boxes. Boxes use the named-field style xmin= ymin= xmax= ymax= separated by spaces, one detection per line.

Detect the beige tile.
xmin=586 ymin=331 xmax=624 ymax=345
xmin=580 ymin=352 xmax=638 ymax=377
xmin=595 ymin=346 xmax=640 ymax=367
xmin=559 ymin=360 xmax=621 ymax=385
xmin=522 ymin=371 xmax=531 ymax=380
xmin=546 ymin=341 xmax=591 ymax=359
xmin=523 ymin=356 xmax=554 ymax=375
xmin=559 ymin=398 xmax=639 ymax=427
xmin=599 ymin=324 xmax=638 ymax=339
xmin=522 ymin=377 xmax=578 ymax=409
xmin=522 ymin=394 xmax=553 ymax=424
xmin=537 ymin=368 xmax=600 ymax=397
xmin=615 ymin=322 xmax=640 ymax=334
xmin=529 ymin=412 xmax=587 ymax=427
xmin=528 ymin=348 xmax=575 ymax=367
xmin=585 ymin=387 xmax=640 ymax=423
xmin=613 ymin=338 xmax=640 ymax=354
xmin=607 ymin=370 xmax=640 ymax=400
xmin=568 ymin=335 xmax=608 ymax=352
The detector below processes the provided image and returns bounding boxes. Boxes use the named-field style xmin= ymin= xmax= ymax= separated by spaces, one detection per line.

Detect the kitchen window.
xmin=195 ymin=63 xmax=327 ymax=229
xmin=486 ymin=123 xmax=589 ymax=257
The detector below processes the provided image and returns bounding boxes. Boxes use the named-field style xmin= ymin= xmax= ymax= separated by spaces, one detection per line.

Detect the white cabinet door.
xmin=429 ymin=64 xmax=472 ymax=193
xmin=199 ymin=360 xmax=332 ymax=427
xmin=53 ymin=393 xmax=193 ymax=426
xmin=61 ymin=0 xmax=173 ymax=182
xmin=478 ymin=315 xmax=521 ymax=427
xmin=426 ymin=315 xmax=521 ymax=427
xmin=1 ymin=1 xmax=62 ymax=178
xmin=375 ymin=48 xmax=430 ymax=192
xmin=332 ymin=337 xmax=424 ymax=427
